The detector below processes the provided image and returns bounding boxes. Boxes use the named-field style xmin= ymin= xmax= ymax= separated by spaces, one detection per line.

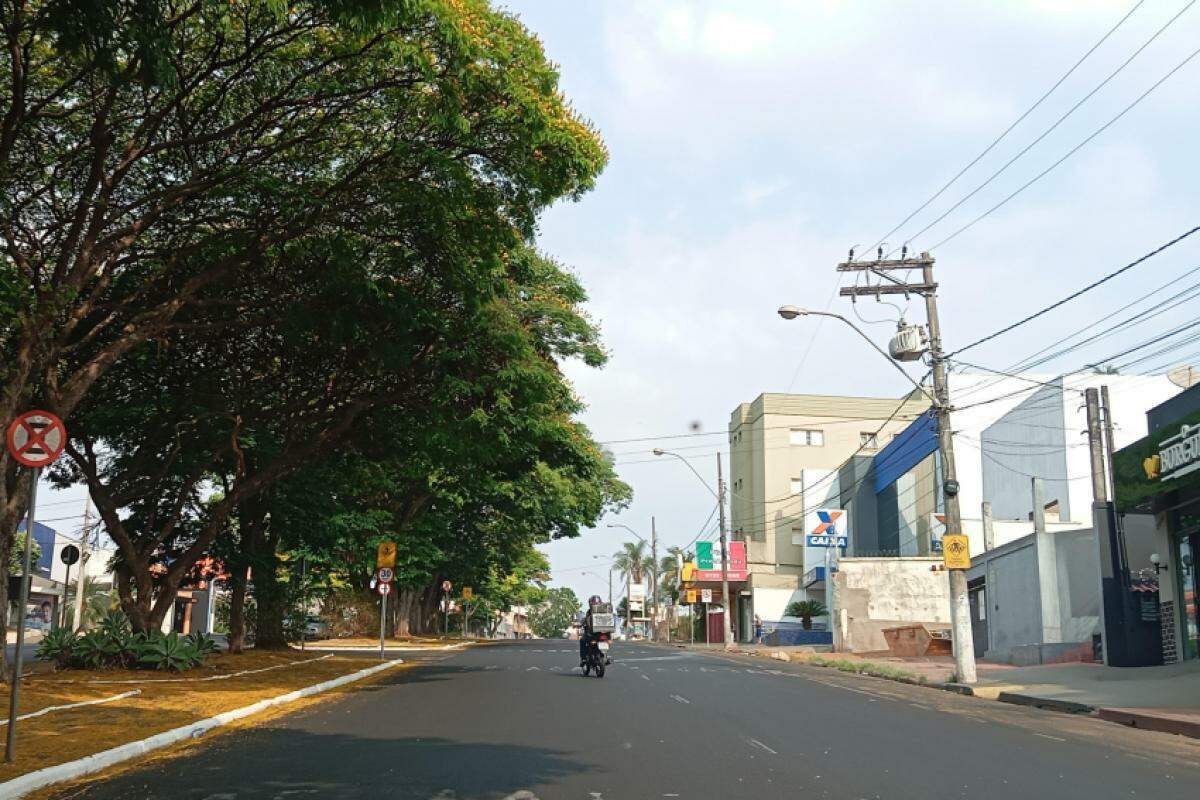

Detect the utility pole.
xmin=1085 ymin=388 xmax=1108 ymax=503
xmin=1100 ymin=385 xmax=1119 ymax=502
xmin=716 ymin=452 xmax=733 ymax=648
xmin=838 ymin=251 xmax=976 ymax=683
xmin=981 ymin=501 xmax=995 ymax=553
xmin=650 ymin=517 xmax=659 ymax=642
xmin=73 ymin=497 xmax=93 ymax=632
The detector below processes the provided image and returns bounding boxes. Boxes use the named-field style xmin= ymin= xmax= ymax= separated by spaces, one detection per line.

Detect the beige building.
xmin=728 ymin=392 xmax=928 ymax=636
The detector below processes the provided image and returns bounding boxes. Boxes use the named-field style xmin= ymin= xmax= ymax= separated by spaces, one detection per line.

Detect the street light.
xmin=654 ymin=448 xmax=734 ymax=649
xmin=777 ymin=306 xmax=932 ymax=401
xmin=778 ymin=302 xmax=977 ymax=683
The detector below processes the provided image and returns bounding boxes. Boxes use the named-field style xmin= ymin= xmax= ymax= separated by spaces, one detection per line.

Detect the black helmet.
xmin=588 ymin=595 xmax=602 ymax=607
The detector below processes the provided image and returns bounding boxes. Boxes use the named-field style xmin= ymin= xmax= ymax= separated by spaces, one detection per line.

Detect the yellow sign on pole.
xmin=376 ymin=540 xmax=396 ymax=570
xmin=462 ymin=587 xmax=473 ymax=600
xmin=685 ymin=589 xmax=697 ymax=604
xmin=942 ymin=534 xmax=971 ymax=569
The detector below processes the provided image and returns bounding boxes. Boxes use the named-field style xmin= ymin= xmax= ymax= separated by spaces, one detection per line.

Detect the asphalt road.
xmin=52 ymin=640 xmax=1200 ymax=799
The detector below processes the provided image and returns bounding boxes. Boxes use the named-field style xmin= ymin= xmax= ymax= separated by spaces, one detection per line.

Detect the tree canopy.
xmin=3 ymin=0 xmax=626 ymax=652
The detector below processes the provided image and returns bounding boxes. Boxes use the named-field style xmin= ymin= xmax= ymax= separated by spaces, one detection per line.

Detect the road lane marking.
xmin=1033 ymin=733 xmax=1066 ymax=742
xmin=669 ymin=694 xmax=691 ymax=704
xmin=526 ymin=666 xmax=541 ymax=671
xmin=641 ymin=674 xmax=651 ymax=681
xmin=746 ymin=738 xmax=778 ymax=755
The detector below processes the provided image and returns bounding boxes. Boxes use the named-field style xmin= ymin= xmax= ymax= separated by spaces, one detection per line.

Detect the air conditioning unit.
xmin=888 ymin=323 xmax=927 ymax=362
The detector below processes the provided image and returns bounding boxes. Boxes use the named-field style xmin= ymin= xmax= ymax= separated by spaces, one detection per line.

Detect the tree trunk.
xmin=228 ymin=567 xmax=249 ymax=654
xmin=251 ymin=529 xmax=289 ymax=650
xmin=394 ymin=588 xmax=417 ymax=638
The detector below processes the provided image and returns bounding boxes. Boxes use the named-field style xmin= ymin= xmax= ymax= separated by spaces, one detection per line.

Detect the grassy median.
xmin=0 ymin=649 xmax=391 ymax=786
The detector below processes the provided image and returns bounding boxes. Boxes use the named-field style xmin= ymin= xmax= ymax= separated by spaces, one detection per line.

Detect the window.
xmin=860 ymin=432 xmax=879 ymax=449
xmin=790 ymin=477 xmax=804 ymax=495
xmin=790 ymin=428 xmax=824 ymax=446
xmin=790 ymin=526 xmax=805 ymax=546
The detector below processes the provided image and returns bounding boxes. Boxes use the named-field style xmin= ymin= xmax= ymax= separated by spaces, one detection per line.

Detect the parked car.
xmin=303 ymin=615 xmax=330 ymax=640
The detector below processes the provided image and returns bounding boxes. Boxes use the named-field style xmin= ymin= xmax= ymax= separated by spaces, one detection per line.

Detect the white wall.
xmin=48 ymin=533 xmax=115 ymax=585
xmin=833 ymin=557 xmax=951 ymax=653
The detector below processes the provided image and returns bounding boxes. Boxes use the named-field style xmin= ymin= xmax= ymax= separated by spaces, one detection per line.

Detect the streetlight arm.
xmin=780 ymin=308 xmax=933 ymax=402
xmin=650 ymin=450 xmax=720 ymax=500
xmin=606 ymin=523 xmax=647 ymax=544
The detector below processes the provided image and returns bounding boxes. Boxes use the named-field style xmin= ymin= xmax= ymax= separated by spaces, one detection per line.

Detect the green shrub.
xmin=35 ymin=609 xmax=214 ymax=672
xmin=36 ymin=627 xmax=78 ymax=668
xmin=186 ymin=632 xmax=217 ymax=658
xmin=137 ymin=631 xmax=202 ymax=672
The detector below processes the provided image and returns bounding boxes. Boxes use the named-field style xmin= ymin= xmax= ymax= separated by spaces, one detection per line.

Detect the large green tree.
xmin=1 ymin=0 xmax=604 ymax=653
xmin=528 ymin=586 xmax=579 ymax=640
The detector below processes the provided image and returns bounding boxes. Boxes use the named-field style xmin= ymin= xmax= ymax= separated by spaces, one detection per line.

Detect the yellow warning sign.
xmin=376 ymin=540 xmax=397 ymax=569
xmin=685 ymin=589 xmax=697 ymax=604
xmin=463 ymin=587 xmax=473 ymax=600
xmin=942 ymin=534 xmax=971 ymax=569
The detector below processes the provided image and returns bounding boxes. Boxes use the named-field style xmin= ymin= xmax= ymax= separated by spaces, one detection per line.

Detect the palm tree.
xmin=785 ymin=599 xmax=828 ymax=631
xmin=612 ymin=541 xmax=653 ymax=635
xmin=612 ymin=540 xmax=649 ymax=585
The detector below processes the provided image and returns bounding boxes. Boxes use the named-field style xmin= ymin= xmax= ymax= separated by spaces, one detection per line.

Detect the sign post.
xmin=461 ymin=588 xmax=473 ymax=640
xmin=441 ymin=580 xmax=452 ymax=637
xmin=377 ymin=581 xmax=391 ymax=660
xmin=59 ymin=545 xmax=80 ymax=628
xmin=5 ymin=410 xmax=66 ymax=763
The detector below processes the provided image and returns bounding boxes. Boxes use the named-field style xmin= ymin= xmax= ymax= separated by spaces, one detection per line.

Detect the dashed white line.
xmin=746 ymin=738 xmax=778 ymax=755
xmin=641 ymin=674 xmax=651 ymax=681
xmin=1033 ymin=733 xmax=1066 ymax=742
xmin=669 ymin=694 xmax=691 ymax=704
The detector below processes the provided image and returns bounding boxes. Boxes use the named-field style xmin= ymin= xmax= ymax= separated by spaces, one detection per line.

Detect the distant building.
xmin=728 ymin=391 xmax=928 ymax=640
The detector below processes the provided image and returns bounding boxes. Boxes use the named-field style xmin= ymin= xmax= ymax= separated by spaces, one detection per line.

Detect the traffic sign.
xmin=462 ymin=587 xmax=473 ymax=600
xmin=701 ymin=588 xmax=713 ymax=603
xmin=377 ymin=582 xmax=391 ymax=596
xmin=942 ymin=534 xmax=971 ymax=570
xmin=376 ymin=540 xmax=396 ymax=570
xmin=685 ymin=589 xmax=697 ymax=604
xmin=6 ymin=410 xmax=66 ymax=468
xmin=377 ymin=567 xmax=394 ymax=583
xmin=442 ymin=579 xmax=452 ymax=593
xmin=60 ymin=545 xmax=80 ymax=566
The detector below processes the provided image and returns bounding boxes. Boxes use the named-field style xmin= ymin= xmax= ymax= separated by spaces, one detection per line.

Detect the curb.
xmin=1098 ymin=707 xmax=1200 ymax=740
xmin=994 ymin=691 xmax=1095 ymax=715
xmin=0 ymin=659 xmax=404 ymax=799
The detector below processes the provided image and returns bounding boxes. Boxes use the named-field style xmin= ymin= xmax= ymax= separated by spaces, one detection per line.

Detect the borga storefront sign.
xmin=1154 ymin=423 xmax=1200 ymax=482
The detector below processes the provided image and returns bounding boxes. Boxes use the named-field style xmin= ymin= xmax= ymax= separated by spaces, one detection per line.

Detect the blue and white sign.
xmin=804 ymin=508 xmax=849 ymax=548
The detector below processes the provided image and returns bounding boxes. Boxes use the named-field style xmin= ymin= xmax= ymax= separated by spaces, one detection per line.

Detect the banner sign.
xmin=690 ymin=541 xmax=748 ymax=582
xmin=929 ymin=512 xmax=946 ymax=554
xmin=804 ymin=508 xmax=849 ymax=548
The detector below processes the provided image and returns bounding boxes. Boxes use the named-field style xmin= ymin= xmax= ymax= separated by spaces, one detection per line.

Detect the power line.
xmin=867 ymin=0 xmax=1147 ymax=254
xmin=929 ymin=44 xmax=1200 ymax=251
xmin=949 ymin=225 xmax=1200 ymax=357
xmin=898 ymin=1 xmax=1193 ymax=253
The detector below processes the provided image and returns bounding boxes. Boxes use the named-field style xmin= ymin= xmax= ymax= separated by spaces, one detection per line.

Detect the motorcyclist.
xmin=579 ymin=594 xmax=602 ymax=666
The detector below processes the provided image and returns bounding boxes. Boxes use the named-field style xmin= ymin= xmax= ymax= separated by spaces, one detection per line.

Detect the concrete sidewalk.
xmin=674 ymin=642 xmax=1200 ymax=739
xmin=970 ymin=659 xmax=1200 ymax=739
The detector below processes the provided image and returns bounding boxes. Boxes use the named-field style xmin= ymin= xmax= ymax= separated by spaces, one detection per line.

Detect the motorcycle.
xmin=581 ymin=632 xmax=610 ymax=678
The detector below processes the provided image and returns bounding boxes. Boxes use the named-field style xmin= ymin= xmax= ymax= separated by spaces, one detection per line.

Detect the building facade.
xmin=728 ymin=392 xmax=928 ymax=639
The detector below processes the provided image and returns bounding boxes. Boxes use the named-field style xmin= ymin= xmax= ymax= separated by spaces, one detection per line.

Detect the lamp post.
xmin=652 ymin=449 xmax=734 ymax=649
xmin=778 ymin=303 xmax=976 ymax=682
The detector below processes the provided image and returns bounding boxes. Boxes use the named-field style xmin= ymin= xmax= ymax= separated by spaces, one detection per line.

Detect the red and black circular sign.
xmin=6 ymin=410 xmax=67 ymax=468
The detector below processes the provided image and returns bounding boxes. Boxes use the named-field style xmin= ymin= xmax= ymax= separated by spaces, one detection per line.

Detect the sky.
xmin=28 ymin=1 xmax=1200 ymax=602
xmin=504 ymin=0 xmax=1200 ymax=603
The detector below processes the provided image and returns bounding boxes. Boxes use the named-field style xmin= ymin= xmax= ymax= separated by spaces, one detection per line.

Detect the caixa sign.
xmin=1154 ymin=423 xmax=1200 ymax=482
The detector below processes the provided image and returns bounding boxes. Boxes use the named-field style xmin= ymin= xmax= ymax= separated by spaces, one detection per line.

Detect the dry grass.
xmin=0 ymin=649 xmax=389 ymax=786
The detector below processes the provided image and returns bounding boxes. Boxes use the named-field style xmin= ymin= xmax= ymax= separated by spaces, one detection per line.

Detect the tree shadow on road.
xmin=51 ymin=731 xmax=591 ymax=800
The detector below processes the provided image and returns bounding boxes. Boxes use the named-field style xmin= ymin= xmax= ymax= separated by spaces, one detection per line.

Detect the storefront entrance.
xmin=1175 ymin=530 xmax=1198 ymax=660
